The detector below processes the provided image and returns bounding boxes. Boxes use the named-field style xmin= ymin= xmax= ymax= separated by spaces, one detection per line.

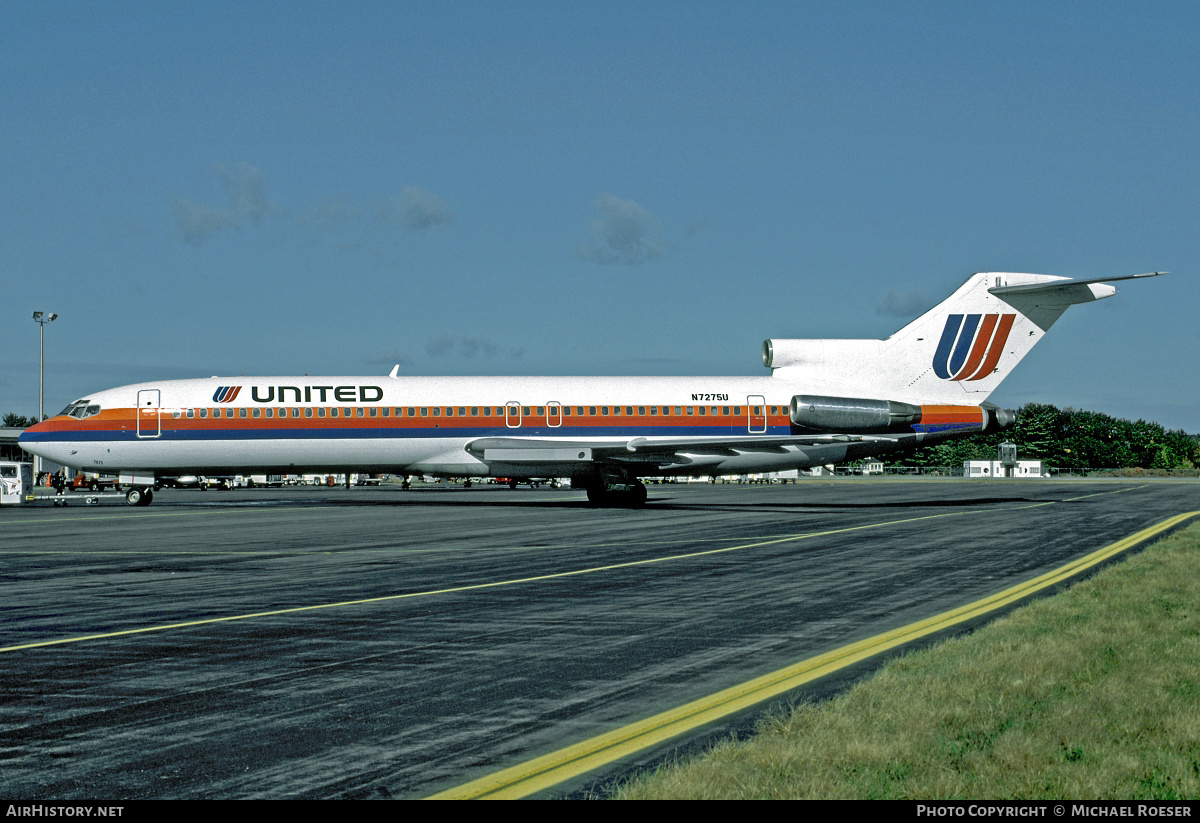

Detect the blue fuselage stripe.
xmin=20 ymin=424 xmax=796 ymax=443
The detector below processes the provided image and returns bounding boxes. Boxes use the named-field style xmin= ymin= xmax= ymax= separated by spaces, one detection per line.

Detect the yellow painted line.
xmin=1059 ymin=484 xmax=1144 ymax=501
xmin=429 ymin=509 xmax=1200 ymax=799
xmin=1 ymin=506 xmax=999 ymax=654
xmin=2 ymin=486 xmax=1140 ymax=653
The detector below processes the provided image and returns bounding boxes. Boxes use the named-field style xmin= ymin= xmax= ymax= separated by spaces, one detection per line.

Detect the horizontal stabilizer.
xmin=988 ymin=271 xmax=1167 ymax=300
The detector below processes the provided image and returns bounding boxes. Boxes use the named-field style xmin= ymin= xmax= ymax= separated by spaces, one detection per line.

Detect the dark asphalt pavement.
xmin=1 ymin=479 xmax=1197 ymax=798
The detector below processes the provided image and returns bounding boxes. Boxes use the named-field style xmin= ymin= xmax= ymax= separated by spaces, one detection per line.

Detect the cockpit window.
xmin=56 ymin=400 xmax=101 ymax=419
xmin=59 ymin=400 xmax=90 ymax=418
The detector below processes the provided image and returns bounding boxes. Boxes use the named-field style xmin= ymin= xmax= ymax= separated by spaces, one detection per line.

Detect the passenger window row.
xmin=167 ymin=405 xmax=782 ymax=420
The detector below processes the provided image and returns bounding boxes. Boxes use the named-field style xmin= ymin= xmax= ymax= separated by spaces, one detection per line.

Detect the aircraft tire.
xmin=125 ymin=487 xmax=153 ymax=506
xmin=631 ymin=482 xmax=648 ymax=507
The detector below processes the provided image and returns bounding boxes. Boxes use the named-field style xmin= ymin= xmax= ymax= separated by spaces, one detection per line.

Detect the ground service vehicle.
xmin=0 ymin=461 xmax=34 ymax=506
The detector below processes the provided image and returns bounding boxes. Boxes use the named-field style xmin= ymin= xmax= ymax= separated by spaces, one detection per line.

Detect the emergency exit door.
xmin=747 ymin=395 xmax=767 ymax=433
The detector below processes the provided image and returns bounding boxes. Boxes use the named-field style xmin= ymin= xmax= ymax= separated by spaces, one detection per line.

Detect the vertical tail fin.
xmin=764 ymin=271 xmax=1163 ymax=404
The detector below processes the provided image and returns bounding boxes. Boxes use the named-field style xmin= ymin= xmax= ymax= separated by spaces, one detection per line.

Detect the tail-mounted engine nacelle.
xmin=982 ymin=403 xmax=1017 ymax=430
xmin=789 ymin=395 xmax=1016 ymax=434
xmin=789 ymin=395 xmax=922 ymax=433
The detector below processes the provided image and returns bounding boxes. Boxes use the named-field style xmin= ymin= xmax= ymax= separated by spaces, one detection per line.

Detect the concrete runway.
xmin=1 ymin=479 xmax=1197 ymax=798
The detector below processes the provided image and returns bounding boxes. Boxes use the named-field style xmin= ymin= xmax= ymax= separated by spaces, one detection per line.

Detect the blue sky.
xmin=3 ymin=2 xmax=1197 ymax=431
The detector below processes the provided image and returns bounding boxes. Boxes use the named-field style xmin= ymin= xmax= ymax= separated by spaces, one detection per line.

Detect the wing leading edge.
xmin=465 ymin=432 xmax=915 ymax=469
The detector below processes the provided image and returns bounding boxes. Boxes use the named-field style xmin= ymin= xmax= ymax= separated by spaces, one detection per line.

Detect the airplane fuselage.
xmin=21 ymin=374 xmax=984 ymax=481
xmin=21 ymin=272 xmax=1161 ymax=505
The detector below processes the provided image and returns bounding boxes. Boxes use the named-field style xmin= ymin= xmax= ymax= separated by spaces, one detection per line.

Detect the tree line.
xmin=882 ymin=403 xmax=1199 ymax=471
xmin=3 ymin=413 xmax=40 ymax=428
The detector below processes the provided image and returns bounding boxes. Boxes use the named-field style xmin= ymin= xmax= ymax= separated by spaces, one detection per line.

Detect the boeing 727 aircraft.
xmin=19 ymin=271 xmax=1163 ymax=506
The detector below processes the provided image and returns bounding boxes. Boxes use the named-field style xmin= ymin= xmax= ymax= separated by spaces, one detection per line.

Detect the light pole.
xmin=32 ymin=311 xmax=57 ymax=475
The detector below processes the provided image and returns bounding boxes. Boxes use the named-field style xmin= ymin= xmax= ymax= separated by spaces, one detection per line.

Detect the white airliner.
xmin=19 ymin=271 xmax=1162 ymax=506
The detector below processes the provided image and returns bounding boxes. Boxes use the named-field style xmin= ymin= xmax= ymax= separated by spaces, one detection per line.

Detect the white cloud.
xmin=578 ymin=194 xmax=662 ymax=265
xmin=385 ymin=186 xmax=454 ymax=231
xmin=876 ymin=289 xmax=932 ymax=318
xmin=170 ymin=167 xmax=458 ymax=250
xmin=217 ymin=162 xmax=276 ymax=224
xmin=171 ymin=198 xmax=237 ymax=244
xmin=425 ymin=334 xmax=524 ymax=359
xmin=171 ymin=162 xmax=280 ymax=243
xmin=365 ymin=348 xmax=413 ymax=367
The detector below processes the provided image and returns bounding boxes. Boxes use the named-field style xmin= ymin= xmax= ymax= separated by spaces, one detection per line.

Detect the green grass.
xmin=617 ymin=521 xmax=1200 ymax=799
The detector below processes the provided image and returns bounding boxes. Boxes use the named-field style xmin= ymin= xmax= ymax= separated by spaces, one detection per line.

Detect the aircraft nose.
xmin=17 ymin=420 xmax=59 ymax=459
xmin=17 ymin=419 xmax=50 ymax=441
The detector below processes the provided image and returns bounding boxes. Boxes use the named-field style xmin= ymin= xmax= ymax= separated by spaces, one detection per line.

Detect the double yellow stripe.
xmin=429 ymin=510 xmax=1199 ymax=799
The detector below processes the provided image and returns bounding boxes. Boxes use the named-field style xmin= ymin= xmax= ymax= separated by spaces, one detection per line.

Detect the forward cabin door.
xmin=136 ymin=389 xmax=161 ymax=438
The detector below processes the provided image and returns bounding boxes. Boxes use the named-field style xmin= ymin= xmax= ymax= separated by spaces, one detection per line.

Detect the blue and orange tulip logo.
xmin=212 ymin=386 xmax=242 ymax=403
xmin=932 ymin=314 xmax=1015 ymax=381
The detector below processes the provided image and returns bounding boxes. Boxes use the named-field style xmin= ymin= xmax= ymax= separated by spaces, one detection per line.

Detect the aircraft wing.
xmin=464 ymin=433 xmax=892 ymax=466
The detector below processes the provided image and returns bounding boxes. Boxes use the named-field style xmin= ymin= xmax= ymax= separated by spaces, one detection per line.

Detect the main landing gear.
xmin=125 ymin=486 xmax=154 ymax=506
xmin=582 ymin=473 xmax=648 ymax=508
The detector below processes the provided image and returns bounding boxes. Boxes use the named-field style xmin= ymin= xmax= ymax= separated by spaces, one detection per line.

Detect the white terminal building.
xmin=964 ymin=442 xmax=1046 ymax=478
xmin=963 ymin=459 xmax=1046 ymax=478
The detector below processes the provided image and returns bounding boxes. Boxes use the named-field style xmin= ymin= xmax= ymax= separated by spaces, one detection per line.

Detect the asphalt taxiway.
xmin=1 ymin=479 xmax=1197 ymax=798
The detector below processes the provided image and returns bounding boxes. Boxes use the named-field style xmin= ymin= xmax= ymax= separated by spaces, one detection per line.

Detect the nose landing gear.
xmin=125 ymin=486 xmax=154 ymax=506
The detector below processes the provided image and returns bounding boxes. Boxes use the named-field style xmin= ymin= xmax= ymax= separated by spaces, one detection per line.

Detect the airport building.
xmin=0 ymin=427 xmax=32 ymax=463
xmin=964 ymin=459 xmax=1046 ymax=478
